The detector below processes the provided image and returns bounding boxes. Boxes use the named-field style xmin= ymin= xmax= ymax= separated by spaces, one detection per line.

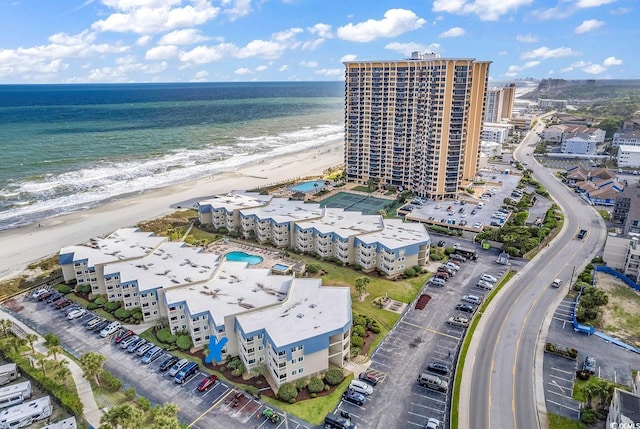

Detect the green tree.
xmin=35 ymin=355 xmax=49 ymax=377
xmin=100 ymin=403 xmax=144 ymax=429
xmin=277 ymin=383 xmax=298 ymax=402
xmin=47 ymin=345 xmax=63 ymax=361
xmin=80 ymin=352 xmax=107 ymax=385
xmin=25 ymin=333 xmax=38 ymax=354
xmin=44 ymin=333 xmax=60 ymax=347
xmin=578 ymin=382 xmax=599 ymax=409
xmin=0 ymin=319 xmax=13 ymax=337
xmin=7 ymin=337 xmax=26 ymax=355
xmin=54 ymin=360 xmax=71 ymax=386
xmin=354 ymin=276 xmax=370 ymax=301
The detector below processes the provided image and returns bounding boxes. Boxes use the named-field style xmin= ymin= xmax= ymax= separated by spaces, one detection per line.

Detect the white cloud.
xmin=498 ymin=50 xmax=508 ymax=55
xmin=516 ymin=33 xmax=538 ymax=43
xmin=255 ymin=65 xmax=267 ymax=72
xmin=571 ymin=60 xmax=589 ymax=67
xmin=610 ymin=7 xmax=632 ymax=15
xmin=136 ymin=35 xmax=152 ymax=46
xmin=179 ymin=43 xmax=236 ymax=63
xmin=301 ymin=39 xmax=325 ymax=50
xmin=576 ymin=0 xmax=616 ymax=8
xmin=433 ymin=0 xmax=533 ymax=21
xmin=191 ymin=70 xmax=208 ymax=81
xmin=235 ymin=67 xmax=251 ymax=75
xmin=385 ymin=42 xmax=439 ymax=56
xmin=299 ymin=61 xmax=318 ymax=67
xmin=145 ymin=44 xmax=178 ymax=59
xmin=337 ymin=9 xmax=426 ymax=42
xmin=92 ymin=1 xmax=220 ymax=34
xmin=507 ymin=61 xmax=540 ymax=73
xmin=603 ymin=56 xmax=622 ymax=66
xmin=340 ymin=54 xmax=357 ymax=62
xmin=222 ymin=0 xmax=251 ymax=20
xmin=308 ymin=23 xmax=333 ymax=38
xmin=278 ymin=65 xmax=289 ymax=72
xmin=439 ymin=27 xmax=466 ymax=38
xmin=521 ymin=46 xmax=578 ymax=59
xmin=559 ymin=66 xmax=573 ymax=73
xmin=158 ymin=29 xmax=208 ymax=45
xmin=236 ymin=39 xmax=288 ymax=59
xmin=583 ymin=64 xmax=606 ymax=74
xmin=315 ymin=68 xmax=342 ymax=76
xmin=575 ymin=19 xmax=604 ymax=34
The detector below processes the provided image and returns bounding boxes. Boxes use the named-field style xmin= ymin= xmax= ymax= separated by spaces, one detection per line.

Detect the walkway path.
xmin=0 ymin=308 xmax=102 ymax=428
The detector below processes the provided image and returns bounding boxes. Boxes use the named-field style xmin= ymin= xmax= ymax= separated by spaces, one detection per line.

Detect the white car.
xmin=476 ymin=280 xmax=494 ymax=290
xmin=349 ymin=379 xmax=374 ymax=395
xmin=472 ymin=221 xmax=483 ymax=229
xmin=426 ymin=418 xmax=441 ymax=429
xmin=67 ymin=308 xmax=87 ymax=320
xmin=481 ymin=273 xmax=498 ymax=283
xmin=461 ymin=212 xmax=468 ymax=218
xmin=445 ymin=262 xmax=460 ymax=271
xmin=100 ymin=321 xmax=121 ymax=338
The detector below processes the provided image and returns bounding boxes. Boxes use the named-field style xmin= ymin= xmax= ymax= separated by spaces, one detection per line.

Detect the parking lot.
xmin=332 ymin=242 xmax=515 ymax=429
xmin=2 ymin=295 xmax=311 ymax=429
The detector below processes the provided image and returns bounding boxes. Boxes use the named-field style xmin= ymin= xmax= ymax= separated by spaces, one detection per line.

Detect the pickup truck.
xmin=577 ymin=229 xmax=587 ymax=239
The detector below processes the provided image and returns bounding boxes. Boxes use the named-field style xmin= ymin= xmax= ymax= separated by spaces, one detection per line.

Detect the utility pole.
xmin=569 ymin=265 xmax=576 ymax=288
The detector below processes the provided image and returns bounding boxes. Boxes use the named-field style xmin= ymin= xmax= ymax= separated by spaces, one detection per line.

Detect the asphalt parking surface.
xmin=2 ymin=295 xmax=311 ymax=429
xmin=333 ymin=243 xmax=515 ymax=429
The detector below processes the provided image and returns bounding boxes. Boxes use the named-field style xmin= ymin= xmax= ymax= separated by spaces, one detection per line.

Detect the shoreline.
xmin=0 ymin=140 xmax=345 ymax=281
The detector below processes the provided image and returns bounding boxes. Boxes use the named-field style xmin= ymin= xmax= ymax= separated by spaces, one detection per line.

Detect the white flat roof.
xmin=357 ymin=219 xmax=430 ymax=249
xmin=296 ymin=207 xmax=383 ymax=239
xmin=619 ymin=145 xmax=640 ymax=153
xmin=103 ymin=242 xmax=220 ymax=292
xmin=240 ymin=198 xmax=324 ymax=224
xmin=236 ymin=279 xmax=351 ymax=348
xmin=163 ymin=261 xmax=290 ymax=328
xmin=198 ymin=191 xmax=271 ymax=211
xmin=59 ymin=228 xmax=165 ymax=266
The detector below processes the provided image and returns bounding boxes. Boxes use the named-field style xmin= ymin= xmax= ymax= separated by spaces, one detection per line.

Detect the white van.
xmin=100 ymin=321 xmax=121 ymax=338
xmin=417 ymin=373 xmax=448 ymax=392
xmin=168 ymin=358 xmax=189 ymax=377
xmin=461 ymin=295 xmax=481 ymax=305
xmin=348 ymin=380 xmax=373 ymax=395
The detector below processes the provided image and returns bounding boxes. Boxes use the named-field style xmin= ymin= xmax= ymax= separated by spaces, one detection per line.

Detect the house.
xmin=576 ymin=179 xmax=624 ymax=206
xmin=561 ymin=135 xmax=595 ymax=155
xmin=618 ymin=145 xmax=640 ymax=168
xmin=565 ymin=165 xmax=589 ymax=182
xmin=613 ymin=132 xmax=640 ymax=147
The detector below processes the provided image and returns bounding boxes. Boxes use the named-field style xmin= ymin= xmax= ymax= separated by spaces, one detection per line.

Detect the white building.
xmin=618 ymin=145 xmax=640 ymax=168
xmin=614 ymin=132 xmax=640 ymax=147
xmin=561 ymin=135 xmax=596 ymax=155
xmin=606 ymin=388 xmax=640 ymax=429
xmin=480 ymin=141 xmax=502 ymax=158
xmin=481 ymin=123 xmax=511 ymax=144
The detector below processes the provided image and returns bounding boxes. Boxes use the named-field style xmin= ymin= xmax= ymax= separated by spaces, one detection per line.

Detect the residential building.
xmin=538 ymin=99 xmax=568 ymax=110
xmin=481 ymin=123 xmax=512 ymax=144
xmin=343 ymin=54 xmax=491 ymax=200
xmin=541 ymin=125 xmax=605 ymax=145
xmin=484 ymin=84 xmax=516 ymax=123
xmin=618 ymin=145 xmax=640 ymax=168
xmin=198 ymin=192 xmax=431 ymax=277
xmin=561 ymin=135 xmax=596 ymax=155
xmin=613 ymin=132 xmax=640 ymax=147
xmin=480 ymin=141 xmax=502 ymax=158
xmin=606 ymin=388 xmax=640 ymax=429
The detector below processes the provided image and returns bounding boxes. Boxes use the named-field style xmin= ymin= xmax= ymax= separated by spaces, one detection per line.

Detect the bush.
xmin=227 ymin=357 xmax=242 ymax=370
xmin=351 ymin=336 xmax=364 ymax=348
xmin=324 ymin=368 xmax=344 ymax=386
xmin=295 ymin=378 xmax=307 ymax=391
xmin=125 ymin=388 xmax=137 ymax=400
xmin=131 ymin=310 xmax=143 ymax=321
xmin=311 ymin=393 xmax=317 ymax=398
xmin=352 ymin=325 xmax=365 ymax=337
xmin=55 ymin=284 xmax=72 ymax=294
xmin=404 ymin=268 xmax=416 ymax=277
xmin=591 ymin=256 xmax=604 ymax=264
xmin=353 ymin=315 xmax=367 ymax=327
xmin=580 ymin=409 xmax=597 ymax=424
xmin=244 ymin=385 xmax=259 ymax=397
xmin=308 ymin=377 xmax=324 ymax=394
xmin=105 ymin=301 xmax=121 ymax=312
xmin=44 ymin=333 xmax=60 ymax=347
xmin=219 ymin=366 xmax=226 ymax=373
xmin=369 ymin=325 xmax=381 ymax=334
xmin=100 ymin=370 xmax=123 ymax=391
xmin=114 ymin=309 xmax=131 ymax=320
xmin=86 ymin=302 xmax=99 ymax=310
xmin=277 ymin=383 xmax=298 ymax=402
xmin=306 ymin=264 xmax=321 ymax=274
xmin=93 ymin=296 xmax=107 ymax=305
xmin=156 ymin=328 xmax=177 ymax=344
xmin=176 ymin=335 xmax=193 ymax=351
xmin=231 ymin=368 xmax=242 ymax=377
xmin=430 ymin=253 xmax=444 ymax=261
xmin=137 ymin=396 xmax=151 ymax=411
xmin=78 ymin=284 xmax=92 ymax=294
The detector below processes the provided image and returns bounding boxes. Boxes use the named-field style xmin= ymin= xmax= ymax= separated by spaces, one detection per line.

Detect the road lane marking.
xmin=187 ymin=388 xmax=234 ymax=428
xmin=400 ymin=320 xmax=460 ymax=339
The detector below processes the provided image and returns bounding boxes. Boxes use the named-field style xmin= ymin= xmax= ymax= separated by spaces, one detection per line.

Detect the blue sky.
xmin=0 ymin=0 xmax=636 ymax=83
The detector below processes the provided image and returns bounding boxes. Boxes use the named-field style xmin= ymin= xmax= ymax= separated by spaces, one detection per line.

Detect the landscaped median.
xmin=450 ymin=270 xmax=515 ymax=428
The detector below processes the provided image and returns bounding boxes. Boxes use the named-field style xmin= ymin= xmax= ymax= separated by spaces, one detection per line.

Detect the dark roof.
xmin=619 ymin=390 xmax=640 ymax=422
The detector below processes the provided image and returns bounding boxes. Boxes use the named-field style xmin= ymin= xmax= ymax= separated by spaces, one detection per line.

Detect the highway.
xmin=460 ymin=117 xmax=607 ymax=429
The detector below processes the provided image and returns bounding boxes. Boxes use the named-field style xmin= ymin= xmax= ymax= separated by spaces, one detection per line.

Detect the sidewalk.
xmin=0 ymin=308 xmax=102 ymax=428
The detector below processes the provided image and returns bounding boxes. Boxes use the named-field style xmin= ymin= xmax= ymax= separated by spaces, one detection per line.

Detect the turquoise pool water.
xmin=273 ymin=263 xmax=289 ymax=271
xmin=291 ymin=180 xmax=325 ymax=192
xmin=225 ymin=251 xmax=263 ymax=265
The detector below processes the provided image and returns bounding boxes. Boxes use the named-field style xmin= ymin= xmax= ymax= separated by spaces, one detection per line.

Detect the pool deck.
xmin=206 ymin=239 xmax=301 ymax=272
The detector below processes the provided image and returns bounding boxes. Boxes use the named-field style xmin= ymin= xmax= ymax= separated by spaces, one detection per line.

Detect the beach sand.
xmin=0 ymin=140 xmax=344 ymax=281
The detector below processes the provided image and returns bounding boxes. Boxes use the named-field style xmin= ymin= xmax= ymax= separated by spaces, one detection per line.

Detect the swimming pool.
xmin=225 ymin=251 xmax=263 ymax=265
xmin=272 ymin=263 xmax=289 ymax=271
xmin=291 ymin=180 xmax=325 ymax=193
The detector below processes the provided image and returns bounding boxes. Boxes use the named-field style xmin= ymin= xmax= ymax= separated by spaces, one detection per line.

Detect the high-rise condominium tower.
xmin=484 ymin=83 xmax=516 ymax=123
xmin=344 ymin=53 xmax=491 ymax=200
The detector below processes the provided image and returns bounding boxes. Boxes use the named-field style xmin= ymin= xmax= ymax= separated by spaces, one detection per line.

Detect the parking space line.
xmin=550 ymin=367 xmax=574 ymax=375
xmin=187 ymin=389 xmax=235 ymax=428
xmin=547 ymin=399 xmax=580 ymax=412
xmin=549 ymin=374 xmax=574 ymax=383
xmin=410 ymin=402 xmax=446 ymax=412
xmin=415 ymin=393 xmax=447 ymax=404
xmin=400 ymin=320 xmax=460 ymax=340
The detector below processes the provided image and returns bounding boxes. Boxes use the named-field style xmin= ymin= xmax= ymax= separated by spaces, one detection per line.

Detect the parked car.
xmin=159 ymin=355 xmax=179 ymax=372
xmin=447 ymin=316 xmax=469 ymax=328
xmin=197 ymin=375 xmax=218 ymax=392
xmin=437 ymin=266 xmax=455 ymax=276
xmin=583 ymin=356 xmax=596 ymax=374
xmin=444 ymin=262 xmax=460 ymax=272
xmin=67 ymin=308 xmax=87 ymax=320
xmin=31 ymin=289 xmax=50 ymax=300
xmin=174 ymin=362 xmax=199 ymax=384
xmin=127 ymin=338 xmax=146 ymax=353
xmin=427 ymin=361 xmax=450 ymax=376
xmin=136 ymin=342 xmax=154 ymax=357
xmin=449 ymin=254 xmax=466 ymax=263
xmin=434 ymin=271 xmax=449 ymax=280
xmin=56 ymin=299 xmax=72 ymax=310
xmin=38 ymin=291 xmax=55 ymax=301
xmin=437 ymin=240 xmax=446 ymax=247
xmin=462 ymin=294 xmax=481 ymax=305
xmin=92 ymin=320 xmax=110 ymax=333
xmin=46 ymin=292 xmax=64 ymax=303
xmin=476 ymin=280 xmax=494 ymax=290
xmin=342 ymin=389 xmax=366 ymax=406
xmin=141 ymin=346 xmax=163 ymax=364
xmin=358 ymin=372 xmax=379 ymax=386
xmin=114 ymin=329 xmax=134 ymax=344
xmin=429 ymin=277 xmax=446 ymax=287
xmin=425 ymin=418 xmax=441 ymax=429
xmin=455 ymin=303 xmax=475 ymax=313
xmin=481 ymin=273 xmax=498 ymax=283
xmin=86 ymin=317 xmax=104 ymax=330
xmin=120 ymin=335 xmax=140 ymax=349
xmin=471 ymin=209 xmax=478 ymax=215
xmin=349 ymin=380 xmax=373 ymax=395
xmin=472 ymin=221 xmax=483 ymax=229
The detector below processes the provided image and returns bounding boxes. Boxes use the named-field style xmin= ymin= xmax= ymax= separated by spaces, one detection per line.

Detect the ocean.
xmin=0 ymin=82 xmax=344 ymax=231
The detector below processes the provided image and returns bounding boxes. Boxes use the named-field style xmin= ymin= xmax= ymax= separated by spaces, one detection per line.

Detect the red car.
xmin=435 ymin=271 xmax=449 ymax=280
xmin=114 ymin=329 xmax=134 ymax=344
xmin=197 ymin=375 xmax=218 ymax=392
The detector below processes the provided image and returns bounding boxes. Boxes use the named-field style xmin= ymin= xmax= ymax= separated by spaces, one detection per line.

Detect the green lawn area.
xmin=601 ymin=283 xmax=640 ymax=341
xmin=351 ymin=185 xmax=373 ymax=193
xmin=573 ymin=376 xmax=628 ymax=402
xmin=548 ymin=414 xmax=587 ymax=429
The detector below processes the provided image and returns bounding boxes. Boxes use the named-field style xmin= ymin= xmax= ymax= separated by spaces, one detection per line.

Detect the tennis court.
xmin=319 ymin=192 xmax=390 ymax=215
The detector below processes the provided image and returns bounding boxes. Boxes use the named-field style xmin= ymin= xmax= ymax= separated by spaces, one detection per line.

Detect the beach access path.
xmin=0 ymin=141 xmax=344 ymax=281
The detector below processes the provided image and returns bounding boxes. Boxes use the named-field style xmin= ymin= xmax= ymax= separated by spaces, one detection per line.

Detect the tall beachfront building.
xmin=484 ymin=83 xmax=516 ymax=123
xmin=344 ymin=52 xmax=491 ymax=200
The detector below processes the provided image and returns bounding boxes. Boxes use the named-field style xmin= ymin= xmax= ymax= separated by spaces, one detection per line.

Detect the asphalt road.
xmin=461 ymin=115 xmax=607 ymax=429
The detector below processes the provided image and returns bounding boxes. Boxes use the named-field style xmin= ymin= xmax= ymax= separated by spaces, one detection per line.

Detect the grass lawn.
xmin=548 ymin=414 xmax=587 ymax=429
xmin=351 ymin=185 xmax=373 ymax=193
xmin=573 ymin=376 xmax=628 ymax=402
xmin=262 ymin=375 xmax=354 ymax=426
xmin=65 ymin=293 xmax=115 ymax=321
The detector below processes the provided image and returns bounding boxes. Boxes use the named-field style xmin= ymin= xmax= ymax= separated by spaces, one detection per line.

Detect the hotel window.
xmin=298 ymin=368 xmax=304 ymax=374
xmin=298 ymin=357 xmax=304 ymax=363
xmin=291 ymin=370 xmax=297 ymax=376
xmin=258 ymin=345 xmax=264 ymax=351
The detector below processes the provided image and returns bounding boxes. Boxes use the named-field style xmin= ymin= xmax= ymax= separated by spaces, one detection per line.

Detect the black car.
xmin=358 ymin=372 xmax=379 ymax=386
xmin=92 ymin=320 xmax=110 ymax=332
xmin=46 ymin=292 xmax=64 ymax=303
xmin=455 ymin=303 xmax=475 ymax=313
xmin=449 ymin=254 xmax=466 ymax=263
xmin=437 ymin=240 xmax=446 ymax=247
xmin=577 ymin=229 xmax=587 ymax=240
xmin=342 ymin=389 xmax=366 ymax=406
xmin=159 ymin=355 xmax=179 ymax=371
xmin=427 ymin=361 xmax=450 ymax=376
xmin=583 ymin=356 xmax=596 ymax=374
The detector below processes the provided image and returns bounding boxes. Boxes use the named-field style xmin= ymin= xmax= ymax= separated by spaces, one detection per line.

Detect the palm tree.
xmin=354 ymin=276 xmax=370 ymax=301
xmin=0 ymin=319 xmax=13 ymax=337
xmin=100 ymin=403 xmax=141 ymax=429
xmin=24 ymin=333 xmax=38 ymax=354
xmin=54 ymin=360 xmax=71 ymax=387
xmin=80 ymin=352 xmax=107 ymax=385
xmin=595 ymin=379 xmax=615 ymax=410
xmin=578 ymin=382 xmax=599 ymax=409
xmin=35 ymin=355 xmax=48 ymax=377
xmin=47 ymin=345 xmax=63 ymax=361
xmin=7 ymin=337 xmax=26 ymax=355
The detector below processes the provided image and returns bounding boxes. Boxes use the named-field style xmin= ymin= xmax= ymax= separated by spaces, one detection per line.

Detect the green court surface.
xmin=319 ymin=192 xmax=389 ymax=215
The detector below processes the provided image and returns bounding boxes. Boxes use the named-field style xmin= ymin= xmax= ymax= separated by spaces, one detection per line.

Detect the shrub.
xmin=580 ymin=409 xmax=597 ymax=424
xmin=308 ymin=377 xmax=324 ymax=394
xmin=324 ymin=368 xmax=344 ymax=386
xmin=176 ymin=335 xmax=192 ymax=351
xmin=353 ymin=315 xmax=367 ymax=327
xmin=306 ymin=264 xmax=321 ymax=274
xmin=244 ymin=385 xmax=259 ymax=397
xmin=100 ymin=370 xmax=123 ymax=391
xmin=404 ymin=268 xmax=416 ymax=277
xmin=227 ymin=357 xmax=242 ymax=370
xmin=430 ymin=253 xmax=444 ymax=261
xmin=137 ymin=397 xmax=151 ymax=411
xmin=86 ymin=303 xmax=99 ymax=310
xmin=231 ymin=368 xmax=242 ymax=377
xmin=55 ymin=284 xmax=72 ymax=294
xmin=350 ymin=347 xmax=361 ymax=357
xmin=369 ymin=325 xmax=381 ymax=334
xmin=114 ymin=309 xmax=131 ymax=320
xmin=93 ymin=296 xmax=107 ymax=305
xmin=591 ymin=256 xmax=604 ymax=264
xmin=581 ymin=274 xmax=592 ymax=283
xmin=156 ymin=328 xmax=177 ymax=344
xmin=78 ymin=284 xmax=92 ymax=294
xmin=44 ymin=333 xmax=60 ymax=347
xmin=352 ymin=325 xmax=365 ymax=337
xmin=277 ymin=383 xmax=298 ymax=402
xmin=131 ymin=310 xmax=143 ymax=321
xmin=105 ymin=301 xmax=121 ymax=312
xmin=125 ymin=388 xmax=137 ymax=400
xmin=295 ymin=378 xmax=307 ymax=391
xmin=311 ymin=393 xmax=317 ymax=398
xmin=219 ymin=366 xmax=226 ymax=373
xmin=351 ymin=336 xmax=364 ymax=348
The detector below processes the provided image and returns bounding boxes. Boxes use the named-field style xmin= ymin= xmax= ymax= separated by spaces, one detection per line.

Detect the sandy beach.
xmin=0 ymin=140 xmax=344 ymax=281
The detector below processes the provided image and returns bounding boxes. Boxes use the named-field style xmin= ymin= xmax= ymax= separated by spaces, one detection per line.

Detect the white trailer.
xmin=0 ymin=396 xmax=53 ymax=429
xmin=0 ymin=381 xmax=31 ymax=410
xmin=41 ymin=416 xmax=77 ymax=429
xmin=0 ymin=365 xmax=20 ymax=386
